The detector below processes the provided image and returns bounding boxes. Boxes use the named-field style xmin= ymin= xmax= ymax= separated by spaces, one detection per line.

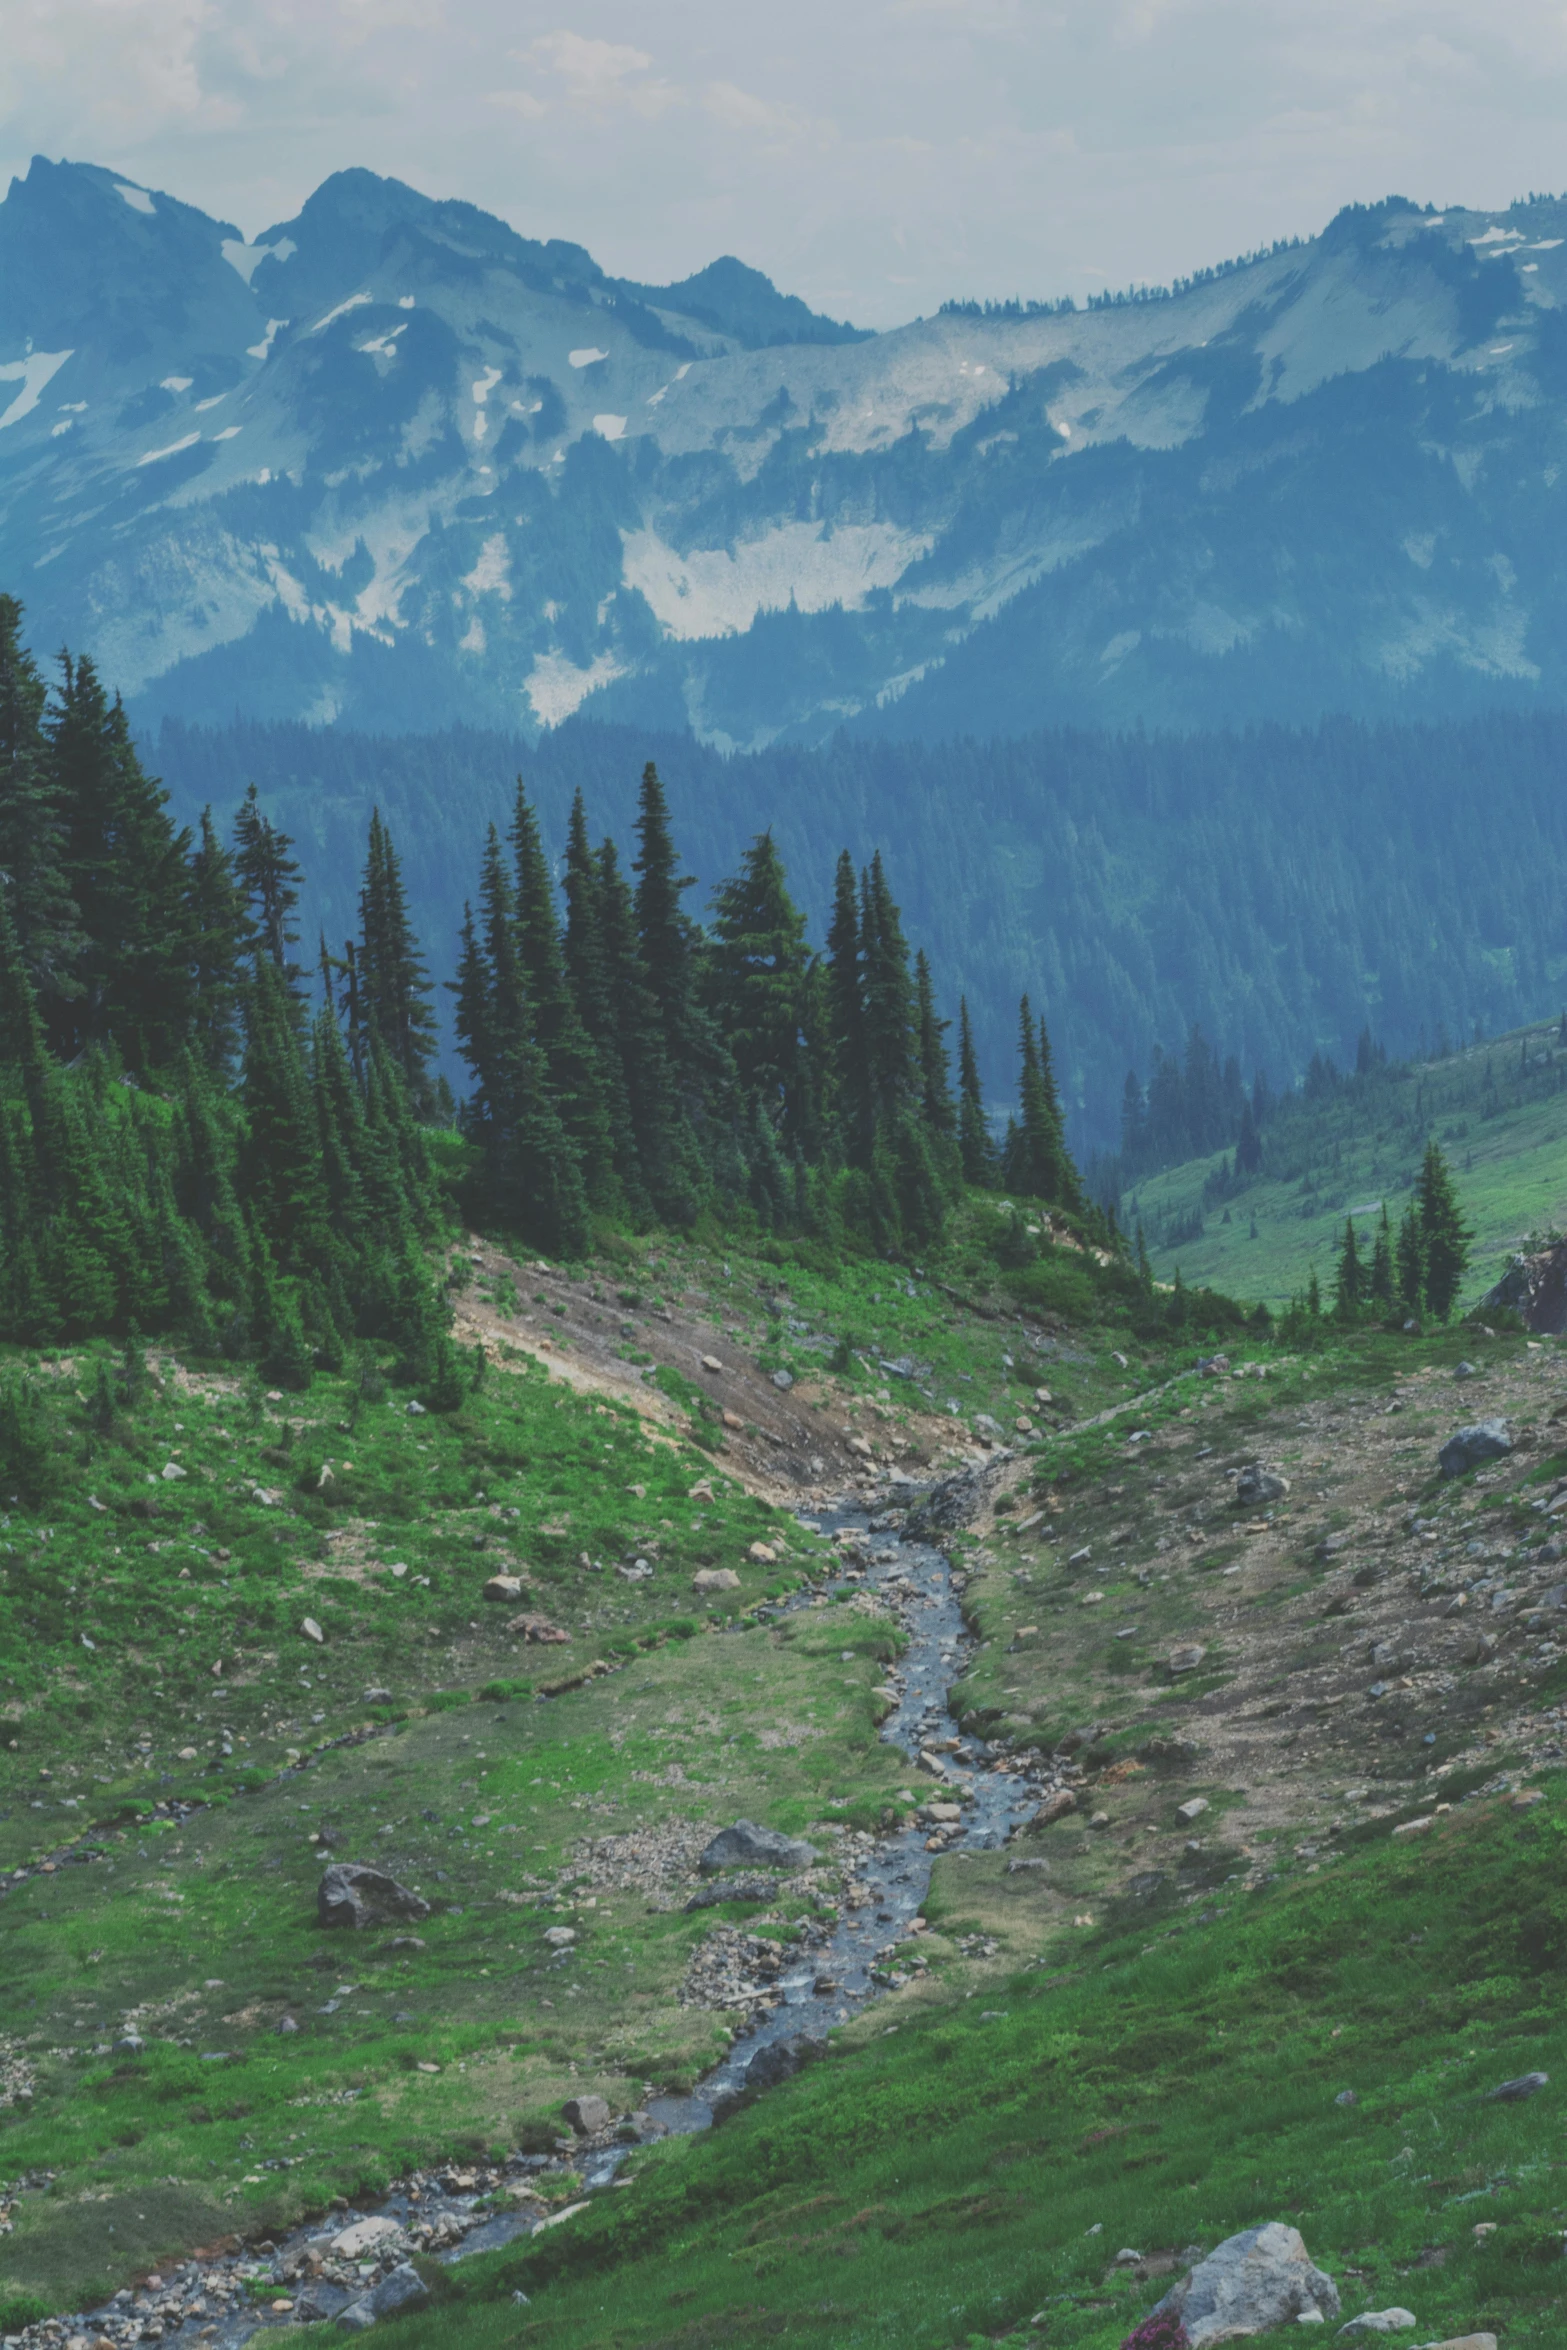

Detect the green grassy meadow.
xmin=390 ymin=1784 xmax=1567 ymax=2350
xmin=1128 ymin=1013 xmax=1567 ymax=1309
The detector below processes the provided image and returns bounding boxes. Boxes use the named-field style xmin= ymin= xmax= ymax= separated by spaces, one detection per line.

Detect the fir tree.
xmin=356 ymin=808 xmax=437 ymax=1110
xmin=1333 ymin=1216 xmax=1365 ymax=1321
xmin=232 ymin=783 xmax=305 ymax=999
xmin=0 ymin=594 xmax=80 ymax=1014
xmin=240 ymin=953 xmax=331 ymax=1271
xmin=914 ymin=950 xmax=956 ymax=1143
xmin=49 ymin=653 xmax=196 ymax=1067
xmin=825 ymin=849 xmax=866 ymax=1159
xmin=511 ymin=783 xmax=615 ymax=1199
xmin=1369 ymin=1205 xmax=1395 ymax=1310
xmin=707 ymin=832 xmax=815 ymax=1150
xmin=186 ymin=808 xmax=247 ymax=1075
xmin=859 ymin=854 xmax=916 ymax=1130
xmin=957 ymin=997 xmax=994 ymax=1186
xmin=1235 ymin=1099 xmax=1263 ymax=1176
xmin=1396 ymin=1202 xmax=1426 ymax=1317
xmin=1416 ymin=1138 xmax=1472 ymax=1320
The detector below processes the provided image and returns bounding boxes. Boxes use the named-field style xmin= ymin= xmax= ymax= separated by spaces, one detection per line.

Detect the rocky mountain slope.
xmin=5 ymin=158 xmax=1567 ymax=743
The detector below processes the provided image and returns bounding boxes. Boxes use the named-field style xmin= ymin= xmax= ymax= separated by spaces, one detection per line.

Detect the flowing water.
xmin=50 ymin=1488 xmax=1037 ymax=2343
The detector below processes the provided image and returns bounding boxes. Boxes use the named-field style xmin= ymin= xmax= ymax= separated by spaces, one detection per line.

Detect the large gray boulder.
xmin=317 ymin=1862 xmax=432 ymax=1931
xmin=1148 ymin=2222 xmax=1340 ymax=2342
xmin=1439 ymin=1421 xmax=1512 ymax=1479
xmin=338 ymin=2262 xmax=430 ymax=2331
xmin=698 ymin=1820 xmax=817 ymax=1874
xmin=1234 ymin=1464 xmax=1290 ymax=1508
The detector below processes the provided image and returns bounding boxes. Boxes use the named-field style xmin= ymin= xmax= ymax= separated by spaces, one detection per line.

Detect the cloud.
xmin=5 ymin=0 xmax=1567 ymax=327
xmin=523 ymin=30 xmax=675 ymax=116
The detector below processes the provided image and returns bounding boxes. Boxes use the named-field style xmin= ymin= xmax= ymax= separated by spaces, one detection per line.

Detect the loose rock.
xmin=1439 ymin=1421 xmax=1512 ymax=1478
xmin=1146 ymin=2221 xmax=1340 ymax=2343
xmin=563 ymin=2093 xmax=612 ymax=2133
xmin=318 ymin=1863 xmax=432 ymax=1931
xmin=1487 ymin=2070 xmax=1547 ymax=2101
xmin=699 ymin=1819 xmax=817 ymax=1873
xmin=1338 ymin=2315 xmax=1416 ymax=2337
xmin=1235 ymin=1465 xmax=1290 ymax=1507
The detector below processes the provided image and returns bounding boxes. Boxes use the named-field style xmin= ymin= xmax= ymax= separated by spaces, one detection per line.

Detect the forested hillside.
xmin=0 ymin=597 xmax=1093 ymax=1360
xmin=1126 ymin=1010 xmax=1567 ymax=1308
xmin=154 ymin=703 xmax=1567 ymax=1152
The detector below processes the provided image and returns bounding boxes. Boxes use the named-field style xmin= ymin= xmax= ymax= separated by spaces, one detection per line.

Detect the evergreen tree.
xmin=1235 ymin=1098 xmax=1263 ymax=1176
xmin=707 ymin=832 xmax=816 ymax=1152
xmin=599 ymin=834 xmax=687 ymax=1222
xmin=454 ymin=827 xmax=590 ymax=1254
xmin=1416 ymin=1138 xmax=1472 ymax=1320
xmin=1368 ymin=1204 xmax=1395 ymax=1311
xmin=240 ymin=953 xmax=331 ymax=1271
xmin=1333 ymin=1216 xmax=1365 ymax=1321
xmin=186 ymin=808 xmax=247 ymax=1075
xmin=825 ymin=850 xmax=866 ymax=1159
xmin=1005 ymin=995 xmax=1081 ymax=1209
xmin=957 ymin=997 xmax=994 ymax=1186
xmin=1396 ymin=1201 xmax=1426 ymax=1317
xmin=49 ymin=653 xmax=196 ymax=1066
xmin=914 ymin=950 xmax=956 ymax=1144
xmin=356 ymin=808 xmax=436 ymax=1110
xmin=511 ymin=783 xmax=615 ymax=1198
xmin=0 ymin=594 xmax=80 ymax=1014
xmin=232 ymin=783 xmax=305 ymax=999
xmin=859 ymin=854 xmax=916 ymax=1130
xmin=632 ymin=760 xmax=701 ymax=1077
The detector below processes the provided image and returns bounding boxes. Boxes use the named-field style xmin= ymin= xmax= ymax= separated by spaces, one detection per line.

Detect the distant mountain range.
xmin=2 ymin=156 xmax=1566 ymax=743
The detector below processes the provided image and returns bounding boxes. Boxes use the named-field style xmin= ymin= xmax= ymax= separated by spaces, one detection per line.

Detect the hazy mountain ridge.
xmin=2 ymin=157 xmax=1565 ymax=740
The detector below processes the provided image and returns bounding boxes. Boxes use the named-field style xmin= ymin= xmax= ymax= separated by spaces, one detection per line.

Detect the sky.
xmin=5 ymin=0 xmax=1567 ymax=328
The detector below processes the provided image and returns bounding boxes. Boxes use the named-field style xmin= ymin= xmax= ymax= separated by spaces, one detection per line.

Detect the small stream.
xmin=42 ymin=1486 xmax=1040 ymax=2345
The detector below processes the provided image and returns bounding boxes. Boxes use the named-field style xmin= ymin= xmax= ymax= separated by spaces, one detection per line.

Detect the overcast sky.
xmin=5 ymin=0 xmax=1567 ymax=327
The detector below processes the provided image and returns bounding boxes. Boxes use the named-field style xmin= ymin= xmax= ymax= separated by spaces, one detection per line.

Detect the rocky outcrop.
xmin=1482 ymin=1241 xmax=1567 ymax=1333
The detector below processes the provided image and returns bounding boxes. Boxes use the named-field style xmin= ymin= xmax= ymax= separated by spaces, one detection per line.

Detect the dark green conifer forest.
xmin=0 ymin=601 xmax=1094 ymax=1361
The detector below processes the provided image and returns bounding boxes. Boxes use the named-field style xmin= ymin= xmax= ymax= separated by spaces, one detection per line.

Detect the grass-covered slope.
xmin=1128 ymin=1013 xmax=1567 ymax=1308
xmin=407 ymin=1785 xmax=1567 ymax=2350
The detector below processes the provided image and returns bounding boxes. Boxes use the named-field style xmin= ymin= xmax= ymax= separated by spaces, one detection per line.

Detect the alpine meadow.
xmin=5 ymin=84 xmax=1567 ymax=2350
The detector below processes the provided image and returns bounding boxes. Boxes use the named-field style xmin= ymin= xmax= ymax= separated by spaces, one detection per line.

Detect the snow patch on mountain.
xmin=621 ymin=519 xmax=933 ymax=640
xmin=114 ymin=184 xmax=154 ymax=215
xmin=463 ymin=533 xmax=511 ymax=599
xmin=525 ymin=648 xmax=627 ymax=724
xmin=221 ymin=237 xmax=297 ymax=284
xmin=0 ymin=351 xmax=73 ymax=432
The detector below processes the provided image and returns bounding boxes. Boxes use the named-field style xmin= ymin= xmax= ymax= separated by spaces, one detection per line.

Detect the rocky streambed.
xmin=6 ymin=1475 xmax=1080 ymax=2349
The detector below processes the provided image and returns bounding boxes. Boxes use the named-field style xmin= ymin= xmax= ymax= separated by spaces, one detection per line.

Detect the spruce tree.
xmin=632 ymin=760 xmax=701 ymax=1075
xmin=49 ymin=653 xmax=196 ymax=1067
xmin=240 ymin=953 xmax=331 ymax=1271
xmin=1396 ymin=1202 xmax=1426 ymax=1318
xmin=914 ymin=950 xmax=956 ymax=1143
xmin=1416 ymin=1138 xmax=1472 ymax=1320
xmin=511 ymin=783 xmax=615 ymax=1198
xmin=356 ymin=808 xmax=437 ymax=1111
xmin=859 ymin=853 xmax=916 ymax=1130
xmin=1333 ymin=1217 xmax=1365 ymax=1321
xmin=599 ymin=834 xmax=686 ymax=1222
xmin=825 ymin=849 xmax=866 ymax=1159
xmin=0 ymin=594 xmax=80 ymax=1015
xmin=707 ymin=832 xmax=815 ymax=1149
xmin=186 ymin=808 xmax=247 ymax=1075
xmin=957 ymin=998 xmax=994 ymax=1187
xmin=1369 ymin=1205 xmax=1395 ymax=1311
xmin=454 ymin=827 xmax=590 ymax=1255
xmin=233 ymin=783 xmax=305 ymax=1000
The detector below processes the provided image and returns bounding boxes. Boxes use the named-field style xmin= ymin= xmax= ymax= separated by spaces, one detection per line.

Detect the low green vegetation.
xmin=1127 ymin=1013 xmax=1567 ymax=1309
xmin=392 ymin=1781 xmax=1567 ymax=2350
